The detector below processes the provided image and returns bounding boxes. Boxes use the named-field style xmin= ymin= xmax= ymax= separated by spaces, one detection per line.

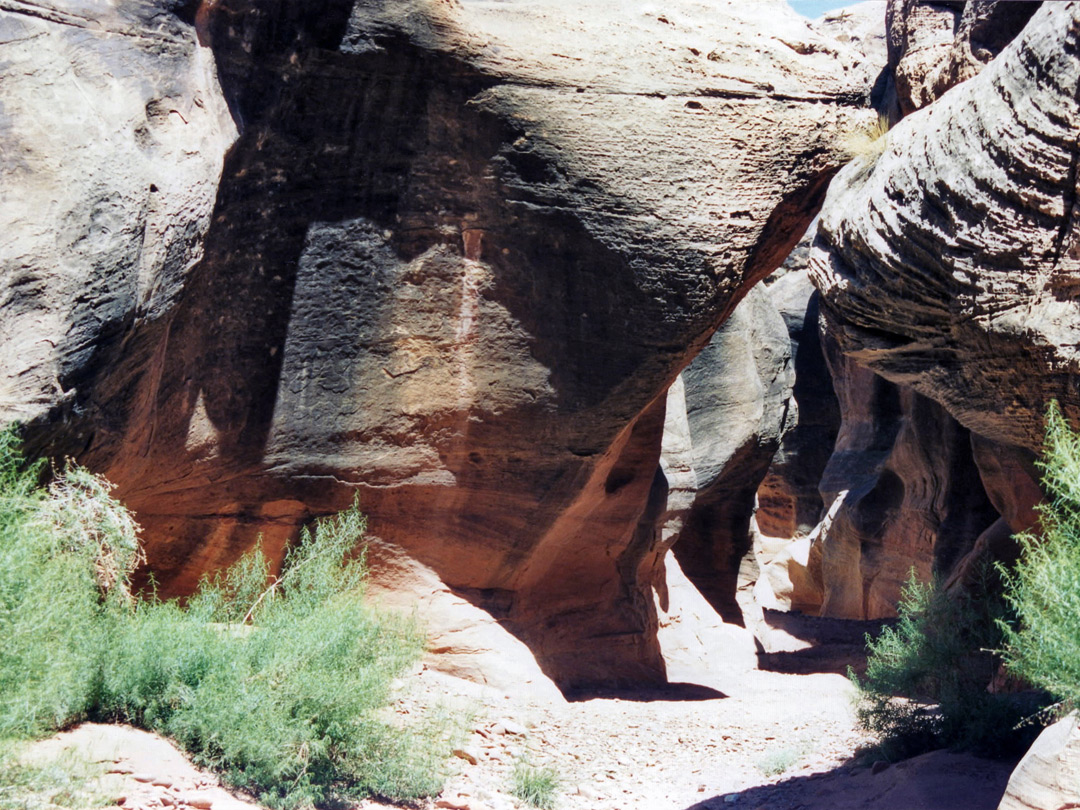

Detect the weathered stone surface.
xmin=813 ymin=2 xmax=1080 ymax=455
xmin=655 ymin=552 xmax=758 ymax=686
xmin=885 ymin=0 xmax=962 ymax=116
xmin=999 ymin=713 xmax=1080 ymax=810
xmin=812 ymin=318 xmax=998 ymax=619
xmin=657 ymin=376 xmax=699 ymax=553
xmin=757 ymin=265 xmax=840 ymax=540
xmin=669 ymin=285 xmax=795 ymax=623
xmin=945 ymin=435 xmax=1043 ymax=592
xmin=884 ymin=0 xmax=1042 ymax=118
xmin=1 ymin=0 xmax=881 ymax=687
xmin=753 ymin=511 xmax=828 ymax=616
xmin=654 ymin=374 xmax=762 ymax=680
xmin=0 ymin=0 xmax=237 ymax=426
xmin=751 ymin=236 xmax=838 ymax=616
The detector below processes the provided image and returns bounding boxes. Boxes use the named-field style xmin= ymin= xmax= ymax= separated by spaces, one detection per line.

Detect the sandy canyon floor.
xmin=9 ymin=611 xmax=1017 ymax=810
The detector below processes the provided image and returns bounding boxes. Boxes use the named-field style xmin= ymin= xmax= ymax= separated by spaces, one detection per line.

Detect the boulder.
xmin=1 ymin=0 xmax=882 ymax=687
xmin=999 ymin=713 xmax=1080 ymax=810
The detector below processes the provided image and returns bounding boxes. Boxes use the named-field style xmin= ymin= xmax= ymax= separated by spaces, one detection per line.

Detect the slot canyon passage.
xmin=5 ymin=0 xmax=1080 ymax=809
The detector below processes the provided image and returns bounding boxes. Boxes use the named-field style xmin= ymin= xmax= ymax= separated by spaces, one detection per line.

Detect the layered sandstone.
xmin=813 ymin=2 xmax=1080 ymax=455
xmin=813 ymin=321 xmax=998 ymax=619
xmin=885 ymin=0 xmax=1042 ymax=118
xmin=999 ymin=713 xmax=1080 ymax=810
xmin=668 ymin=286 xmax=795 ymax=625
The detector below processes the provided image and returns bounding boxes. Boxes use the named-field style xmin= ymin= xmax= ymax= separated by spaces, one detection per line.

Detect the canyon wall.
xmin=0 ymin=0 xmax=882 ymax=689
xmin=813 ymin=1 xmax=1080 ymax=455
xmin=789 ymin=0 xmax=1069 ymax=619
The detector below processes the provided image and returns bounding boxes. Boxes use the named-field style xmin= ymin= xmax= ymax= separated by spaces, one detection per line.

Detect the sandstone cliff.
xmin=813 ymin=1 xmax=1080 ymax=455
xmin=0 ymin=0 xmax=881 ymax=688
xmin=800 ymin=1 xmax=1079 ymax=617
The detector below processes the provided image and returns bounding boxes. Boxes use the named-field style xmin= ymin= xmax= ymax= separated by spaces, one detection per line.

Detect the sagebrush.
xmin=510 ymin=759 xmax=560 ymax=810
xmin=0 ymin=427 xmax=454 ymax=808
xmin=1001 ymin=402 xmax=1080 ymax=716
xmin=850 ymin=567 xmax=1040 ymax=760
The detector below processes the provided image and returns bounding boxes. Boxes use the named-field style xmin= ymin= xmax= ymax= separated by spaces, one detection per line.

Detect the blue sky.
xmin=786 ymin=0 xmax=855 ymax=19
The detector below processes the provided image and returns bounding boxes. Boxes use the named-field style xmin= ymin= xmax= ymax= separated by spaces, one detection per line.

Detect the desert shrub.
xmin=1001 ymin=402 xmax=1080 ymax=715
xmin=510 ymin=759 xmax=560 ymax=810
xmin=850 ymin=567 xmax=1039 ymax=760
xmin=0 ymin=743 xmax=108 ymax=810
xmin=756 ymin=739 xmax=813 ymax=777
xmin=0 ymin=432 xmax=111 ymax=739
xmin=0 ymin=429 xmax=453 ymax=807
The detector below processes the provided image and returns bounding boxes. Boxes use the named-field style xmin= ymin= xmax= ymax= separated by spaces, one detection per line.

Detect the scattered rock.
xmin=453 ymin=748 xmax=479 ymax=766
xmin=492 ymin=720 xmax=527 ymax=737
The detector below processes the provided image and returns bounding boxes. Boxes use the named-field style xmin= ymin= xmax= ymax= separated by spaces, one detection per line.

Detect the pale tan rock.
xmin=885 ymin=0 xmax=960 ymax=115
xmin=757 ymin=266 xmax=840 ymax=541
xmin=452 ymin=748 xmax=478 ymax=766
xmin=999 ymin=713 xmax=1080 ymax=810
xmin=885 ymin=0 xmax=1042 ymax=117
xmin=654 ymin=552 xmax=758 ymax=687
xmin=669 ymin=285 xmax=795 ymax=624
xmin=754 ymin=534 xmax=823 ymax=615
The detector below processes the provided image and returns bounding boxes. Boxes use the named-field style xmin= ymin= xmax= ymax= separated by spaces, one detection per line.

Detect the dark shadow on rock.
xmin=565 ymin=683 xmax=727 ymax=703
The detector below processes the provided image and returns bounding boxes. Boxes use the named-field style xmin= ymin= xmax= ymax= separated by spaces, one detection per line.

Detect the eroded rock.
xmin=811 ymin=318 xmax=997 ymax=620
xmin=885 ymin=0 xmax=1042 ymax=118
xmin=999 ymin=713 xmax=1080 ymax=810
xmin=756 ymin=265 xmax=840 ymax=541
xmin=667 ymin=285 xmax=795 ymax=624
xmin=2 ymin=0 xmax=882 ymax=687
xmin=813 ymin=2 xmax=1080 ymax=454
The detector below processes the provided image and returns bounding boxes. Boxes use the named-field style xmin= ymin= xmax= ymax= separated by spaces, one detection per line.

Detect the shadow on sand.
xmin=755 ymin=609 xmax=895 ymax=677
xmin=565 ymin=683 xmax=727 ymax=703
xmin=680 ymin=747 xmax=1016 ymax=810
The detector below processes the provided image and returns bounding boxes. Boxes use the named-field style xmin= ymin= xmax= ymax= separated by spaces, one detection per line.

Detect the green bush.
xmin=1001 ymin=402 xmax=1080 ymax=714
xmin=0 ymin=428 xmax=453 ymax=807
xmin=510 ymin=759 xmax=560 ymax=810
xmin=850 ymin=567 xmax=1038 ymax=760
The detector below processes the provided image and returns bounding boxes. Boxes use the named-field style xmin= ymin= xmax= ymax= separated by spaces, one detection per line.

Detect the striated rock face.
xmin=756 ymin=265 xmax=840 ymax=540
xmin=0 ymin=0 xmax=881 ymax=687
xmin=0 ymin=1 xmax=237 ymax=428
xmin=669 ymin=285 xmax=795 ymax=624
xmin=999 ymin=713 xmax=1080 ymax=810
xmin=885 ymin=0 xmax=961 ymax=116
xmin=813 ymin=2 xmax=1080 ymax=455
